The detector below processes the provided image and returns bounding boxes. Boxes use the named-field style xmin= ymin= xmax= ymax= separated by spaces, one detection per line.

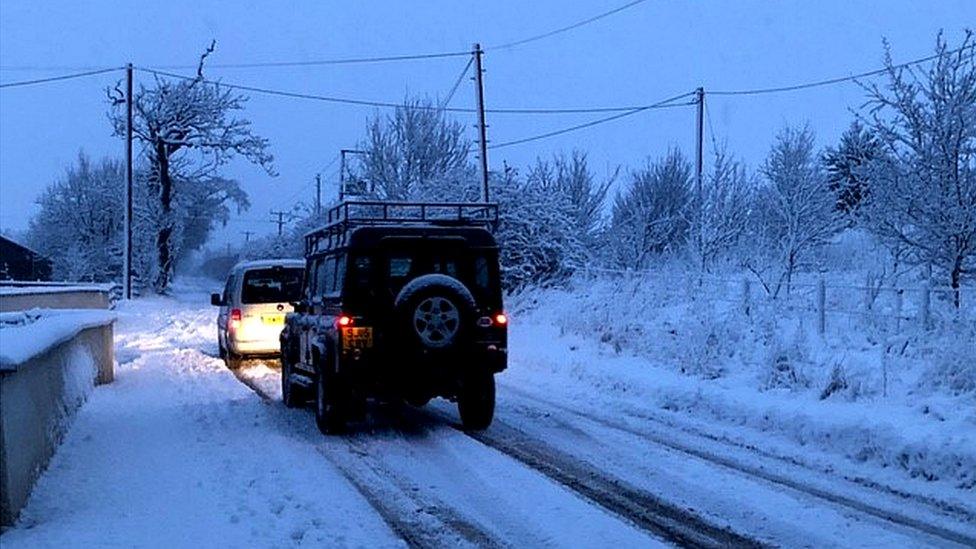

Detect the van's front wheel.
xmin=458 ymin=370 xmax=495 ymax=430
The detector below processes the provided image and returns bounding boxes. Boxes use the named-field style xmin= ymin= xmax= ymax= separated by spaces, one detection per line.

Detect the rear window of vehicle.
xmin=241 ymin=267 xmax=303 ymax=304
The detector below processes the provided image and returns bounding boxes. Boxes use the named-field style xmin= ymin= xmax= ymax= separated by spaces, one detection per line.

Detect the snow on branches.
xmin=746 ymin=125 xmax=844 ymax=297
xmin=858 ymin=31 xmax=976 ymax=304
xmin=106 ymin=41 xmax=272 ymax=293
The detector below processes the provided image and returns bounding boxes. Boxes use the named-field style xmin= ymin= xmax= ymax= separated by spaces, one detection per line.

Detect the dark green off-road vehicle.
xmin=280 ymin=201 xmax=507 ymax=434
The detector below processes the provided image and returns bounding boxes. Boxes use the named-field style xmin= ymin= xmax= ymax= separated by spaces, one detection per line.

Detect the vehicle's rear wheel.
xmin=458 ymin=370 xmax=495 ymax=430
xmin=314 ymin=350 xmax=346 ymax=435
xmin=394 ymin=275 xmax=476 ymax=353
xmin=281 ymin=355 xmax=305 ymax=408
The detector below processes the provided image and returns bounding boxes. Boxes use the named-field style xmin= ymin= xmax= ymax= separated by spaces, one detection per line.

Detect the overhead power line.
xmin=149 ymin=50 xmax=472 ymax=70
xmin=489 ymin=0 xmax=648 ymax=50
xmin=0 ymin=52 xmax=471 ymax=73
xmin=0 ymin=66 xmax=122 ymax=89
xmin=135 ymin=66 xmax=691 ymax=115
xmin=488 ymin=91 xmax=696 ymax=150
xmin=710 ymin=43 xmax=976 ymax=96
xmin=439 ymin=57 xmax=474 ymax=110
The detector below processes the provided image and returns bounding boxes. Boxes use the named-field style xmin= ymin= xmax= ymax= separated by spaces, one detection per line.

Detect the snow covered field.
xmin=1 ymin=280 xmax=974 ymax=548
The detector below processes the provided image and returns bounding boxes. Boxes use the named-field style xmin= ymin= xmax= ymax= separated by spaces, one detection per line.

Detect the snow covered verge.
xmin=0 ymin=289 xmax=402 ymax=547
xmin=506 ymin=275 xmax=976 ymax=494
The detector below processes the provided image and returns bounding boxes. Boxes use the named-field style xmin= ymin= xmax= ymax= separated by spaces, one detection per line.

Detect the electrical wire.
xmin=710 ymin=43 xmax=975 ymax=96
xmin=0 ymin=66 xmax=123 ymax=89
xmin=489 ymin=0 xmax=648 ymax=50
xmin=703 ymin=98 xmax=719 ymax=154
xmin=276 ymin=163 xmax=342 ymax=211
xmin=135 ymin=66 xmax=695 ymax=115
xmin=439 ymin=57 xmax=474 ymax=110
xmin=1 ymin=52 xmax=471 ymax=72
xmin=487 ymin=92 xmax=695 ymax=150
xmin=150 ymin=50 xmax=472 ymax=70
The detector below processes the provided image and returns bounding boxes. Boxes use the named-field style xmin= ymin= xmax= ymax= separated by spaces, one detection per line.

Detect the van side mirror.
xmin=210 ymin=293 xmax=223 ymax=306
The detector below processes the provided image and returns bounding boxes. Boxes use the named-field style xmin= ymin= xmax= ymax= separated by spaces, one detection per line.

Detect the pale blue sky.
xmin=1 ymin=1 xmax=972 ymax=244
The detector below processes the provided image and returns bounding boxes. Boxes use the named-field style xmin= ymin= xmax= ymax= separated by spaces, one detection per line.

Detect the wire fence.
xmin=576 ymin=267 xmax=976 ymax=337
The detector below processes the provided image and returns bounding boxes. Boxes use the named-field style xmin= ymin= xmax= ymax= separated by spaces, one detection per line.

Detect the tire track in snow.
xmin=314 ymin=439 xmax=506 ymax=549
xmin=225 ymin=359 xmax=975 ymax=547
xmin=232 ymin=364 xmax=759 ymax=547
xmin=231 ymin=368 xmax=505 ymax=548
xmin=496 ymin=386 xmax=976 ymax=548
xmin=416 ymin=407 xmax=767 ymax=549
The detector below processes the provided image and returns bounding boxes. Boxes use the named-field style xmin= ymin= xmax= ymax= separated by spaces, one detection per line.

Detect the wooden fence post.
xmin=817 ymin=278 xmax=826 ymax=336
xmin=742 ymin=278 xmax=751 ymax=317
xmin=920 ymin=281 xmax=931 ymax=331
xmin=895 ymin=288 xmax=904 ymax=334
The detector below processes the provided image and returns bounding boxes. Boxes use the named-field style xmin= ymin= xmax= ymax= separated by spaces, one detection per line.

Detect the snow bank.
xmin=508 ymin=276 xmax=976 ymax=488
xmin=1 ymin=288 xmax=400 ymax=547
xmin=0 ymin=309 xmax=116 ymax=368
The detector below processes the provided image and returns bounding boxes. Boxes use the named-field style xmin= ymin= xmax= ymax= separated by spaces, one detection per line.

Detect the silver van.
xmin=211 ymin=259 xmax=304 ymax=368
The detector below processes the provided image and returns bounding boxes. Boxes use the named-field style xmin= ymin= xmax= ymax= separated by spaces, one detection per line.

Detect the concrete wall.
xmin=0 ymin=323 xmax=114 ymax=528
xmin=0 ymin=288 xmax=111 ymax=313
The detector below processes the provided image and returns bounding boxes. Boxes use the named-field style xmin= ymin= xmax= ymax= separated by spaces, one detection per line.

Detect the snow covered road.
xmin=2 ymin=284 xmax=973 ymax=548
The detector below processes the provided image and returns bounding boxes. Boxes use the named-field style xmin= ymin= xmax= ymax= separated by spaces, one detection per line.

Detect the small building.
xmin=0 ymin=235 xmax=52 ymax=281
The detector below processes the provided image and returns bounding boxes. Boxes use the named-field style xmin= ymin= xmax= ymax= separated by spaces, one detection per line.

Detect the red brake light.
xmin=338 ymin=315 xmax=352 ymax=327
xmin=229 ymin=309 xmax=242 ymax=330
xmin=494 ymin=313 xmax=508 ymax=326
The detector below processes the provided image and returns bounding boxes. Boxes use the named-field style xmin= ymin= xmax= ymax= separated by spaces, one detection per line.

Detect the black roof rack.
xmin=304 ymin=200 xmax=499 ymax=255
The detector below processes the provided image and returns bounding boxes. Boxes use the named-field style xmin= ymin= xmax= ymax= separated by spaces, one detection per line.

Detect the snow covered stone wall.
xmin=0 ymin=284 xmax=114 ymax=313
xmin=0 ymin=310 xmax=115 ymax=528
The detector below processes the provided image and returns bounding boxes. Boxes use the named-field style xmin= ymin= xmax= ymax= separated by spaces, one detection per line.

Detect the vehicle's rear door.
xmin=238 ymin=266 xmax=303 ymax=344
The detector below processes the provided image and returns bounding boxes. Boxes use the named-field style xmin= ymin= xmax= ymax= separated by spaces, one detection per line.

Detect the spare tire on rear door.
xmin=394 ymin=274 xmax=476 ymax=351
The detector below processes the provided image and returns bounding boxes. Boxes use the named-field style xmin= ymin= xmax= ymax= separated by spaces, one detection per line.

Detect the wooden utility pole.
xmin=695 ymin=87 xmax=704 ymax=263
xmin=473 ymin=43 xmax=490 ymax=203
xmin=270 ymin=210 xmax=288 ymax=237
xmin=315 ymin=173 xmax=321 ymax=215
xmin=124 ymin=63 xmax=134 ymax=300
xmin=339 ymin=150 xmax=349 ymax=201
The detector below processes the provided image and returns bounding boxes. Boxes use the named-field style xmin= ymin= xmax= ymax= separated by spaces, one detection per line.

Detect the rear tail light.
xmin=229 ymin=308 xmax=242 ymax=331
xmin=478 ymin=313 xmax=508 ymax=327
xmin=337 ymin=314 xmax=353 ymax=327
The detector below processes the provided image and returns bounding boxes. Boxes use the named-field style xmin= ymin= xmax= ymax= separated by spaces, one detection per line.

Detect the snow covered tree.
xmin=107 ymin=42 xmax=272 ymax=293
xmin=356 ymin=98 xmax=478 ymax=202
xmin=859 ymin=32 xmax=976 ymax=306
xmin=748 ymin=125 xmax=843 ymax=297
xmin=175 ymin=176 xmax=250 ymax=267
xmin=27 ymin=152 xmax=124 ymax=281
xmin=526 ymin=150 xmax=614 ymax=251
xmin=607 ymin=149 xmax=692 ymax=269
xmin=822 ymin=120 xmax=883 ymax=214
xmin=492 ymin=164 xmax=587 ymax=289
xmin=691 ymin=147 xmax=754 ymax=273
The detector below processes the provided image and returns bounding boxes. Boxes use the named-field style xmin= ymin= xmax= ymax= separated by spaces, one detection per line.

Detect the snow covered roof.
xmin=0 ymin=233 xmax=47 ymax=259
xmin=231 ymin=259 xmax=304 ymax=273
